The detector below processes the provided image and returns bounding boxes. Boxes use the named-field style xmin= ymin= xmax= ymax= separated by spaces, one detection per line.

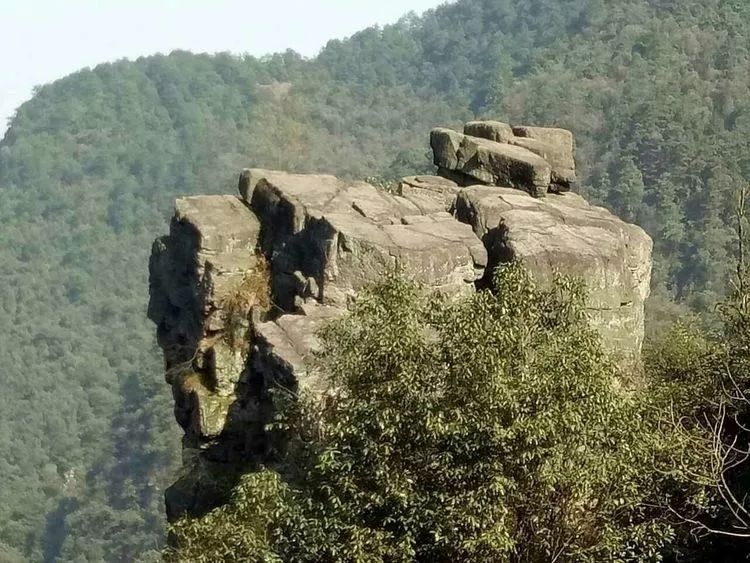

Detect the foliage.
xmin=489 ymin=0 xmax=750 ymax=308
xmin=167 ymin=471 xmax=292 ymax=563
xmin=169 ymin=264 xmax=709 ymax=562
xmin=640 ymin=192 xmax=750 ymax=559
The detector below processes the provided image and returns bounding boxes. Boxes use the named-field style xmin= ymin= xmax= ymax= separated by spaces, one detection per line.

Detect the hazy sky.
xmin=0 ymin=0 xmax=447 ymax=133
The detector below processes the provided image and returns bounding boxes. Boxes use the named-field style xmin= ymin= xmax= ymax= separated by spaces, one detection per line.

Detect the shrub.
xmin=168 ymin=263 xmax=709 ymax=562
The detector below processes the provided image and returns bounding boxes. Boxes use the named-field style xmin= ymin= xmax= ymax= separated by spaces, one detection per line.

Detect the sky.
xmin=0 ymin=0 xmax=447 ymax=134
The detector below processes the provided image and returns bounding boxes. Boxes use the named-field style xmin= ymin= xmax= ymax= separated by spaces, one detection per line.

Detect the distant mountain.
xmin=2 ymin=0 xmax=750 ymax=559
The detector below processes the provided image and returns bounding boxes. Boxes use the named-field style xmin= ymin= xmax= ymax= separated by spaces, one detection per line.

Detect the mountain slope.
xmin=2 ymin=0 xmax=750 ymax=559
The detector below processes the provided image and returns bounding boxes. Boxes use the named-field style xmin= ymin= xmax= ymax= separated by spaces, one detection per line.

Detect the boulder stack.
xmin=431 ymin=120 xmax=577 ymax=196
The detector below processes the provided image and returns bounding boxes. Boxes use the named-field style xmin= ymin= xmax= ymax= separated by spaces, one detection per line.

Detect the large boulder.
xmin=454 ymin=186 xmax=652 ymax=366
xmin=148 ymin=195 xmax=265 ymax=447
xmin=432 ymin=121 xmax=578 ymax=195
xmin=252 ymin=302 xmax=343 ymax=399
xmin=464 ymin=120 xmax=515 ymax=143
xmin=510 ymin=125 xmax=576 ymax=189
xmin=149 ymin=195 xmax=262 ymax=357
xmin=431 ymin=128 xmax=552 ymax=197
xmin=397 ymin=175 xmax=461 ymax=212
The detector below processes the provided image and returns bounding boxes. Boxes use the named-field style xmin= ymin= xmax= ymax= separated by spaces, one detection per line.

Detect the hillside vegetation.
xmin=1 ymin=0 xmax=750 ymax=559
xmin=168 ymin=264 xmax=750 ymax=561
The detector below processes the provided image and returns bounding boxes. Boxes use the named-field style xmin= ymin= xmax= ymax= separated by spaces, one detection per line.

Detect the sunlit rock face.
xmin=454 ymin=186 xmax=652 ymax=366
xmin=148 ymin=121 xmax=652 ymax=520
xmin=431 ymin=120 xmax=577 ymax=196
xmin=242 ymin=169 xmax=487 ymax=310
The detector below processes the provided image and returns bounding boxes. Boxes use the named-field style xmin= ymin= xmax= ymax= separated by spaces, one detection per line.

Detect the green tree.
xmin=642 ymin=189 xmax=750 ymax=559
xmin=169 ymin=264 xmax=707 ymax=562
xmin=614 ymin=157 xmax=646 ymax=223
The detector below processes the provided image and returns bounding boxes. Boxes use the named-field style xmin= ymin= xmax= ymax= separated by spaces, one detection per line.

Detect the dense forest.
xmin=2 ymin=0 xmax=750 ymax=560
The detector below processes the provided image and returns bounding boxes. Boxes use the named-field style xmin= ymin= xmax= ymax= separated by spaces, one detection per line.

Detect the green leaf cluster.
xmin=170 ymin=265 xmax=708 ymax=562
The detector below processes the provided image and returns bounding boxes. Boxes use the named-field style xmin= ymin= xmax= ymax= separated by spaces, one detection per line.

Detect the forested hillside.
xmin=1 ymin=0 xmax=750 ymax=559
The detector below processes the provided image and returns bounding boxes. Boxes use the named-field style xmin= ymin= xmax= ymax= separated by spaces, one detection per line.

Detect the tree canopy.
xmin=167 ymin=265 xmax=716 ymax=562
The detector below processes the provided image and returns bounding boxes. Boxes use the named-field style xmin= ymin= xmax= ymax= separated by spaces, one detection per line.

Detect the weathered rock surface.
xmin=149 ymin=171 xmax=490 ymax=519
xmin=453 ymin=186 xmax=652 ymax=364
xmin=397 ymin=175 xmax=461 ymax=212
xmin=464 ymin=120 xmax=515 ymax=143
xmin=148 ymin=121 xmax=651 ymax=521
xmin=242 ymin=169 xmax=486 ymax=309
xmin=511 ymin=125 xmax=576 ymax=190
xmin=432 ymin=120 xmax=578 ymax=195
xmin=432 ymin=127 xmax=552 ymax=197
xmin=253 ymin=302 xmax=343 ymax=399
xmin=148 ymin=195 xmax=264 ymax=449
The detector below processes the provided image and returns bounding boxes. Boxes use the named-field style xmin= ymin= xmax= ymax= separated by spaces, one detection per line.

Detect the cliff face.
xmin=148 ymin=122 xmax=653 ymax=519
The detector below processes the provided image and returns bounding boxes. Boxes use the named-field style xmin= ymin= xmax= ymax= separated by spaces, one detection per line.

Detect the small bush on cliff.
xmin=168 ymin=264 xmax=708 ymax=562
xmin=220 ymin=253 xmax=272 ymax=351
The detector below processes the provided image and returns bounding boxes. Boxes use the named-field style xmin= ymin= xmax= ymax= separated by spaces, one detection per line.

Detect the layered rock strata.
xmin=148 ymin=121 xmax=652 ymax=519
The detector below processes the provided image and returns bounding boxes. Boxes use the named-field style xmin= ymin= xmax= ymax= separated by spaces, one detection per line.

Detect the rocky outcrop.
xmin=149 ymin=167 xmax=489 ymax=518
xmin=148 ymin=120 xmax=652 ymax=520
xmin=148 ymin=195 xmax=266 ymax=453
xmin=511 ymin=125 xmax=576 ymax=189
xmin=398 ymin=175 xmax=461 ymax=212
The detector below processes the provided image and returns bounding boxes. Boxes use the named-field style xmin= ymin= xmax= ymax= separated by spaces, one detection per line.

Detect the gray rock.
xmin=512 ymin=125 xmax=575 ymax=163
xmin=243 ymin=169 xmax=486 ymax=309
xmin=174 ymin=195 xmax=260 ymax=254
xmin=148 ymin=195 xmax=263 ymax=447
xmin=511 ymin=126 xmax=576 ymax=190
xmin=464 ymin=120 xmax=515 ymax=143
xmin=170 ymin=368 xmax=249 ymax=440
xmin=454 ymin=186 xmax=652 ymax=366
xmin=252 ymin=302 xmax=344 ymax=398
xmin=429 ymin=127 xmax=464 ymax=171
xmin=398 ymin=175 xmax=461 ymax=212
xmin=432 ymin=122 xmax=578 ymax=194
xmin=208 ymin=340 xmax=248 ymax=397
xmin=431 ymin=128 xmax=552 ymax=197
xmin=150 ymin=196 xmax=261 ymax=349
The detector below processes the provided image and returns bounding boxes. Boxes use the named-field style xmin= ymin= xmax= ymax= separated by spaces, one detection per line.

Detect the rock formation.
xmin=148 ymin=120 xmax=652 ymax=519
